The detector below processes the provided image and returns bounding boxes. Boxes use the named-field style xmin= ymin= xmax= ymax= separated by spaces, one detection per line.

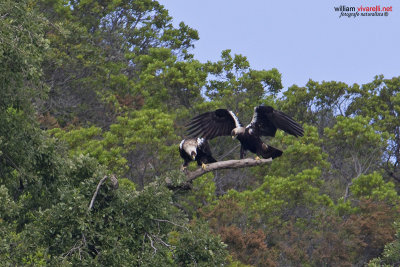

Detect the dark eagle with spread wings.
xmin=186 ymin=105 xmax=304 ymax=160
xmin=179 ymin=138 xmax=217 ymax=170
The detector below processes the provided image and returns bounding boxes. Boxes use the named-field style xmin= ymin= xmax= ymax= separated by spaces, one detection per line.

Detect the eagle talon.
xmin=255 ymin=156 xmax=261 ymax=160
xmin=181 ymin=165 xmax=187 ymax=172
xmin=201 ymin=163 xmax=207 ymax=170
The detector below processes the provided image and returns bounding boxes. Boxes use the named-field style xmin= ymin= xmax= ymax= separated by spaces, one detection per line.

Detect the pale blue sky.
xmin=158 ymin=0 xmax=399 ymax=89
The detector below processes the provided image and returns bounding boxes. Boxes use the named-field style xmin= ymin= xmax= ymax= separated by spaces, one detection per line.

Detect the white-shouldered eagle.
xmin=179 ymin=138 xmax=217 ymax=170
xmin=186 ymin=105 xmax=304 ymax=160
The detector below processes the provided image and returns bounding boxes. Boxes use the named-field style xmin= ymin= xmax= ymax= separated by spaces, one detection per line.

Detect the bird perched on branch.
xmin=186 ymin=105 xmax=304 ymax=160
xmin=179 ymin=138 xmax=217 ymax=170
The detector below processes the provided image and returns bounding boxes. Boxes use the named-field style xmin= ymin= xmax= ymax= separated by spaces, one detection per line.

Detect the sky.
xmin=158 ymin=0 xmax=400 ymax=89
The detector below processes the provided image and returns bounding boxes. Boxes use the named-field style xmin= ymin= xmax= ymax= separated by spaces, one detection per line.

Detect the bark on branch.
xmin=88 ymin=174 xmax=118 ymax=211
xmin=167 ymin=158 xmax=272 ymax=190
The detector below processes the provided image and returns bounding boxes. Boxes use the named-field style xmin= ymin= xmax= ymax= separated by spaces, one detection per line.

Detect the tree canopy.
xmin=1 ymin=0 xmax=399 ymax=266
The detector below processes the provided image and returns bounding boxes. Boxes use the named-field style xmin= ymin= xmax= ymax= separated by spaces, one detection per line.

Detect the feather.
xmin=250 ymin=105 xmax=304 ymax=137
xmin=186 ymin=109 xmax=239 ymax=139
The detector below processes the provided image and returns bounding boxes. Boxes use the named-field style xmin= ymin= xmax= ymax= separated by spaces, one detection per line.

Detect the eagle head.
xmin=231 ymin=127 xmax=245 ymax=139
xmin=231 ymin=129 xmax=237 ymax=139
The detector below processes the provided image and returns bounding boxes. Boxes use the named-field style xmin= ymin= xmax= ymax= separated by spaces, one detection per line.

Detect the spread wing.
xmin=249 ymin=105 xmax=304 ymax=137
xmin=186 ymin=109 xmax=242 ymax=139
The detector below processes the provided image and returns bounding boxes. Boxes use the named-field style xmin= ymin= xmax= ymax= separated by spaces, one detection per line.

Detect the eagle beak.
xmin=232 ymin=135 xmax=237 ymax=140
xmin=192 ymin=155 xmax=196 ymax=160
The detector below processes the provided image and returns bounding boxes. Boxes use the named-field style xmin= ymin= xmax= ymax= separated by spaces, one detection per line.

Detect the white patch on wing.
xmin=179 ymin=139 xmax=185 ymax=150
xmin=197 ymin=137 xmax=204 ymax=146
xmin=228 ymin=111 xmax=242 ymax=128
xmin=246 ymin=107 xmax=258 ymax=129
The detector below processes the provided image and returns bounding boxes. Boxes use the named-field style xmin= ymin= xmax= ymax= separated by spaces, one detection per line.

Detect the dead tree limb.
xmin=168 ymin=158 xmax=272 ymax=190
xmin=88 ymin=175 xmax=118 ymax=211
xmin=88 ymin=176 xmax=108 ymax=211
xmin=187 ymin=158 xmax=272 ymax=181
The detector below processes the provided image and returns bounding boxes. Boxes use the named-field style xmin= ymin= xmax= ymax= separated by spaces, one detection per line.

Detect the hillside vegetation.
xmin=1 ymin=0 xmax=400 ymax=266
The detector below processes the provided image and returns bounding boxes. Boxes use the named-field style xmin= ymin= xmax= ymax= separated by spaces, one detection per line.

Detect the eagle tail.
xmin=206 ymin=155 xmax=217 ymax=163
xmin=260 ymin=143 xmax=283 ymax=159
xmin=197 ymin=155 xmax=217 ymax=166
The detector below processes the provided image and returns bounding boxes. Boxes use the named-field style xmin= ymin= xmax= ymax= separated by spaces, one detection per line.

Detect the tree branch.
xmin=88 ymin=175 xmax=118 ymax=211
xmin=88 ymin=176 xmax=108 ymax=211
xmin=168 ymin=158 xmax=272 ymax=190
xmin=145 ymin=233 xmax=157 ymax=254
xmin=188 ymin=158 xmax=272 ymax=181
xmin=344 ymin=181 xmax=353 ymax=201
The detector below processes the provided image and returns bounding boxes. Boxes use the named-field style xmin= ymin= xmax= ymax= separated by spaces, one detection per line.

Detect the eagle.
xmin=186 ymin=105 xmax=304 ymax=160
xmin=179 ymin=138 xmax=217 ymax=170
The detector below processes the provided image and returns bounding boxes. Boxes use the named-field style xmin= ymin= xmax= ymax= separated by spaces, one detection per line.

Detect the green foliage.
xmin=254 ymin=124 xmax=329 ymax=179
xmin=172 ymin=222 xmax=228 ymax=266
xmin=0 ymin=107 xmax=72 ymax=213
xmin=279 ymin=80 xmax=356 ymax=126
xmin=0 ymin=0 xmax=48 ymax=111
xmin=324 ymin=115 xmax=389 ymax=187
xmin=235 ymin=167 xmax=332 ymax=224
xmin=0 ymin=1 xmax=228 ymax=265
xmin=280 ymin=84 xmax=316 ymax=123
xmin=205 ymin=49 xmax=282 ymax=112
xmin=0 ymin=186 xmax=20 ymax=220
xmin=1 ymin=107 xmax=227 ymax=265
xmin=325 ymin=116 xmax=389 ymax=152
xmin=50 ymin=125 xmax=128 ymax=175
xmin=350 ymin=172 xmax=399 ymax=204
xmin=1 ymin=0 xmax=400 ymax=265
xmin=1 ymin=156 xmax=228 ymax=265
xmin=346 ymin=75 xmax=400 ymax=183
xmin=133 ymin=48 xmax=207 ymax=110
xmin=51 ymin=109 xmax=180 ymax=187
xmin=177 ymin=173 xmax=218 ymax=216
xmin=36 ymin=0 xmax=201 ymax=126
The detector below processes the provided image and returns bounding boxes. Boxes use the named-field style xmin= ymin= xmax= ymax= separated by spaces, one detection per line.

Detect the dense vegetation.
xmin=1 ymin=0 xmax=399 ymax=265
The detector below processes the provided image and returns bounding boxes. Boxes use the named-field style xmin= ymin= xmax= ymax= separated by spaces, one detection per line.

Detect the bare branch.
xmin=168 ymin=158 xmax=272 ymax=190
xmin=63 ymin=233 xmax=87 ymax=259
xmin=187 ymin=158 xmax=272 ymax=181
xmin=88 ymin=176 xmax=108 ymax=211
xmin=145 ymin=233 xmax=157 ymax=254
xmin=344 ymin=181 xmax=353 ymax=201
xmin=88 ymin=175 xmax=118 ymax=211
xmin=152 ymin=234 xmax=175 ymax=249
